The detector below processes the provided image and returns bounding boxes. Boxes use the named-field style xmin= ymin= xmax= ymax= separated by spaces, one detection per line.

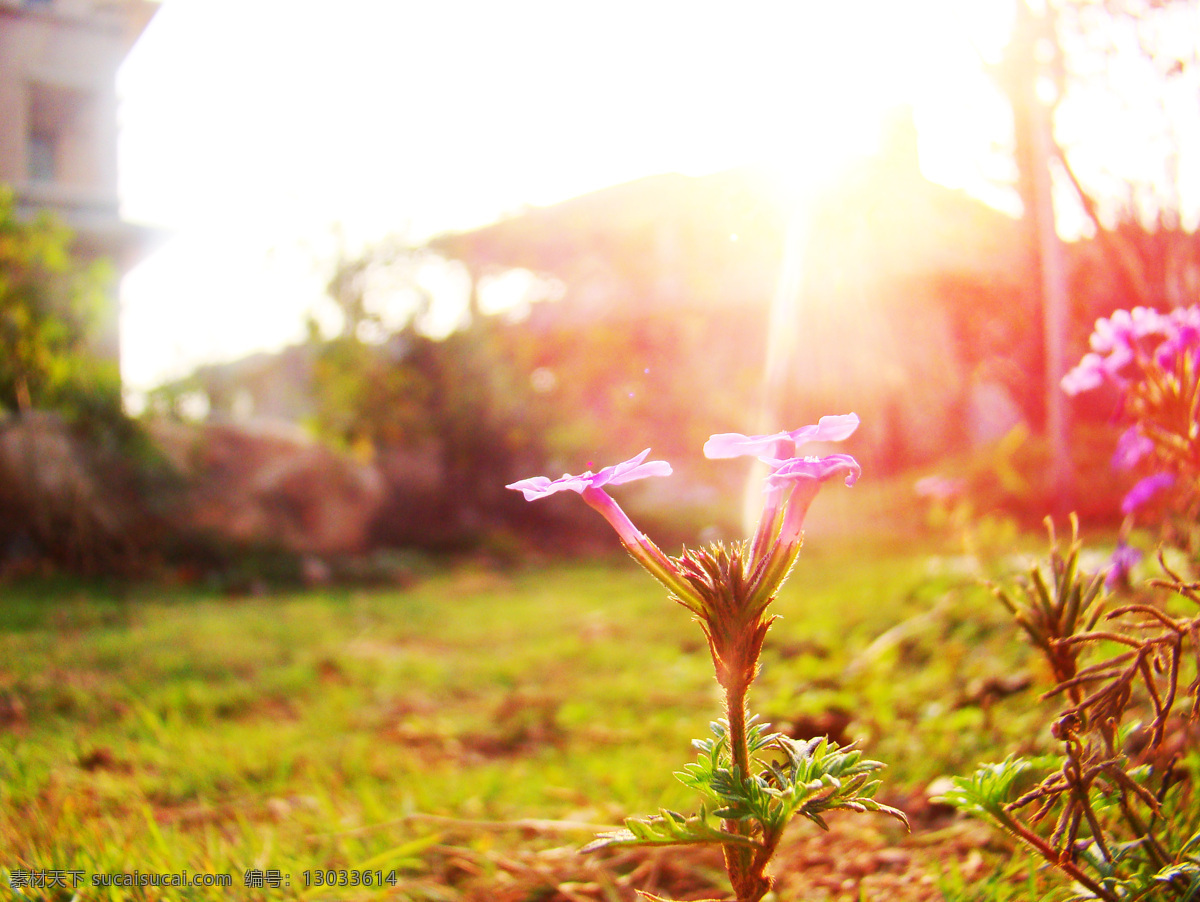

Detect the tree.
xmin=0 ymin=185 xmax=121 ymax=421
xmin=0 ymin=186 xmax=167 ymax=575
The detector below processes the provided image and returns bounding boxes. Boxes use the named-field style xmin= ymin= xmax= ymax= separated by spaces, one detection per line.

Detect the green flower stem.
xmin=721 ymin=684 xmax=758 ymax=902
xmin=720 ymin=674 xmax=772 ymax=902
xmin=623 ymin=534 xmax=708 ymax=616
xmin=749 ymin=826 xmax=784 ymax=891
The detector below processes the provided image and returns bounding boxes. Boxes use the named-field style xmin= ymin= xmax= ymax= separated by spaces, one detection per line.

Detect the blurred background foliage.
xmin=0 ymin=186 xmax=121 ymax=424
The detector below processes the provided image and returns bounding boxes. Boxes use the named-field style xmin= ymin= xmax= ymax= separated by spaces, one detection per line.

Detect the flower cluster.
xmin=1061 ymin=305 xmax=1200 ymax=396
xmin=1062 ymin=303 xmax=1200 ymax=562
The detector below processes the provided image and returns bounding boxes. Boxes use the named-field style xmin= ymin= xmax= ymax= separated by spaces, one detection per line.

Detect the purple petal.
xmin=1102 ymin=342 xmax=1134 ymax=375
xmin=1121 ymin=472 xmax=1175 ymax=515
xmin=790 ymin=413 xmax=860 ymax=444
xmin=593 ymin=449 xmax=673 ymax=487
xmin=703 ymin=431 xmax=792 ymax=459
xmin=1089 ymin=315 xmax=1126 ymax=354
xmin=1112 ymin=428 xmax=1153 ymax=471
xmin=608 ymin=459 xmax=672 ymax=484
xmin=506 ymin=450 xmax=671 ymax=501
xmin=506 ymin=473 xmax=590 ymax=500
xmin=505 ymin=475 xmax=560 ymax=501
xmin=705 ymin=413 xmax=859 ymax=460
xmin=1129 ymin=306 xmax=1167 ymax=338
xmin=1105 ymin=542 xmax=1142 ymax=590
xmin=1061 ymin=354 xmax=1105 ymax=395
xmin=766 ymin=453 xmax=861 ymax=488
xmin=1154 ymin=319 xmax=1200 ymax=368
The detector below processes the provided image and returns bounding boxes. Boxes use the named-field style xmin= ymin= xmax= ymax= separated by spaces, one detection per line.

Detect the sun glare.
xmin=118 ymin=0 xmax=1016 ymax=393
xmin=695 ymin=0 xmax=1013 ymax=205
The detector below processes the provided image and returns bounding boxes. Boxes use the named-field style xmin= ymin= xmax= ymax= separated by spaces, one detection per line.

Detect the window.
xmin=27 ymin=132 xmax=57 ymax=182
xmin=25 ymin=81 xmax=90 ymax=186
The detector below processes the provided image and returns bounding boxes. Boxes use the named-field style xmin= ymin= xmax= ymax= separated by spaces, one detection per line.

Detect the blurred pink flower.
xmin=1112 ymin=428 xmax=1153 ymax=471
xmin=1061 ymin=353 xmax=1106 ymax=395
xmin=1121 ymin=472 xmax=1175 ymax=515
xmin=1090 ymin=306 xmax=1166 ymax=355
xmin=1106 ymin=542 xmax=1143 ymax=590
xmin=1066 ymin=305 xmax=1200 ymax=396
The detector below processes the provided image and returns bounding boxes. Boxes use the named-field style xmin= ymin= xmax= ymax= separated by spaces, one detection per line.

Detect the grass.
xmin=1 ymin=532 xmax=1077 ymax=901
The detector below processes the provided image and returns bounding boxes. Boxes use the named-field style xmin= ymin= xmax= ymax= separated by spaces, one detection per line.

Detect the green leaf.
xmin=937 ymin=757 xmax=1038 ymax=821
xmin=1179 ymin=829 xmax=1200 ymax=857
xmin=581 ymin=808 xmax=761 ymax=853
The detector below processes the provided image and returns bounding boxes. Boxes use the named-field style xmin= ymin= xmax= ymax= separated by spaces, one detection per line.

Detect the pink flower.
xmin=702 ymin=417 xmax=862 ymax=586
xmin=1089 ymin=307 xmax=1163 ymax=355
xmin=1153 ymin=307 xmax=1200 ymax=367
xmin=506 ymin=449 xmax=670 ymax=548
xmin=763 ymin=454 xmax=861 ymax=549
xmin=507 ymin=450 xmax=703 ymax=611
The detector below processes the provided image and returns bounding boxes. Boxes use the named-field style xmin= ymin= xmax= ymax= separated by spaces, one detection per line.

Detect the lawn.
xmin=2 ymin=531 xmax=1077 ymax=901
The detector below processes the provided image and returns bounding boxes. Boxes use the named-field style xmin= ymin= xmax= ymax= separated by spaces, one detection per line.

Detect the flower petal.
xmin=608 ymin=459 xmax=673 ymax=484
xmin=1112 ymin=428 xmax=1153 ymax=471
xmin=1061 ymin=353 xmax=1105 ymax=395
xmin=1105 ymin=542 xmax=1142 ymax=590
xmin=705 ymin=414 xmax=859 ymax=460
xmin=505 ymin=473 xmax=587 ymax=500
xmin=790 ymin=413 xmax=860 ymax=444
xmin=703 ymin=431 xmax=791 ymax=459
xmin=1120 ymin=472 xmax=1175 ymax=515
xmin=507 ymin=450 xmax=671 ymax=500
xmin=593 ymin=449 xmax=673 ymax=487
xmin=766 ymin=453 xmax=861 ymax=488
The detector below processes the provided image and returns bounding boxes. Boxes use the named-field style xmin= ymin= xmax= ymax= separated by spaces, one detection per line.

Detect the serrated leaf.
xmin=1154 ymin=862 xmax=1200 ymax=882
xmin=938 ymin=757 xmax=1037 ymax=820
xmin=581 ymin=808 xmax=762 ymax=854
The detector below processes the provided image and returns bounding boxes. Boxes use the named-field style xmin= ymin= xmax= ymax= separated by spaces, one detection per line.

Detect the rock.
xmin=0 ymin=411 xmax=147 ymax=573
xmin=150 ymin=418 xmax=385 ymax=557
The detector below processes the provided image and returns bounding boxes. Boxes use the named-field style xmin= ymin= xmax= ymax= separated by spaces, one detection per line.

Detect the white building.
xmin=0 ymin=0 xmax=158 ymax=361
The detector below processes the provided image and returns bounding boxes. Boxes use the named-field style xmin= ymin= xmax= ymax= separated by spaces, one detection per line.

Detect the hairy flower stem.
xmin=720 ymin=673 xmax=771 ymax=902
xmin=722 ymin=683 xmax=759 ymax=901
xmin=996 ymin=811 xmax=1118 ymax=902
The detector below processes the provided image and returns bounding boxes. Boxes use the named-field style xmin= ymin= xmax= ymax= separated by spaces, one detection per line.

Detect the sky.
xmin=116 ymin=0 xmax=1019 ymax=395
